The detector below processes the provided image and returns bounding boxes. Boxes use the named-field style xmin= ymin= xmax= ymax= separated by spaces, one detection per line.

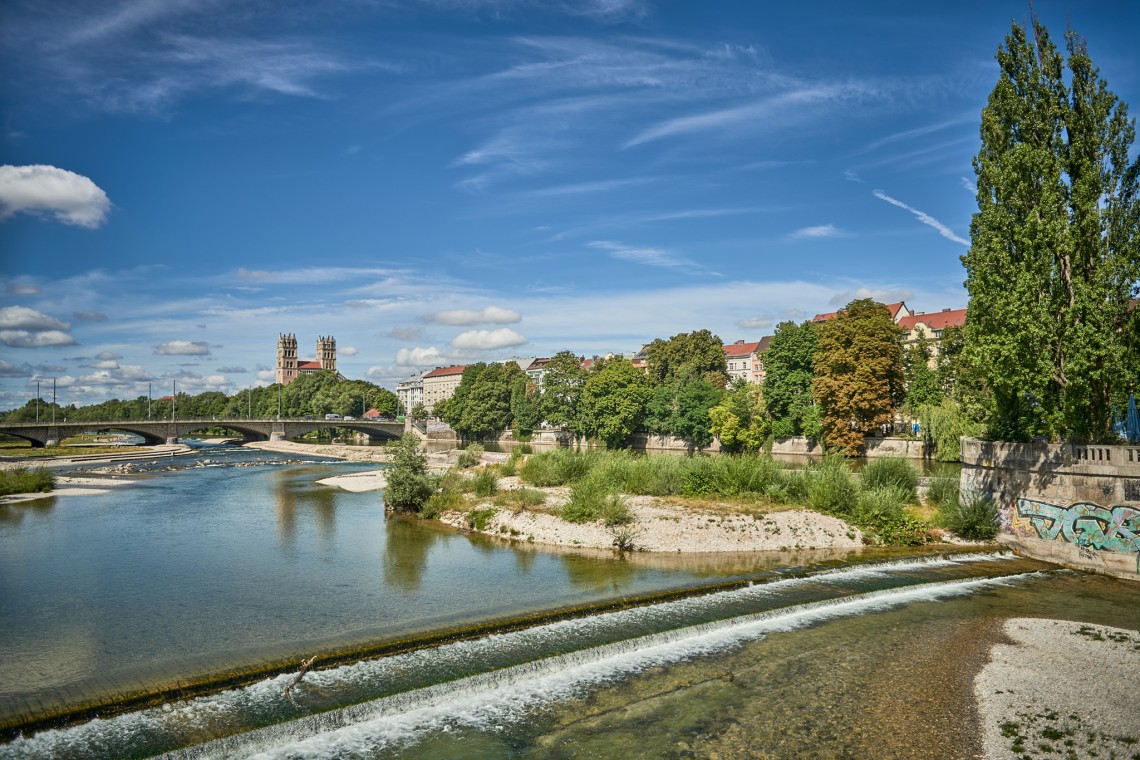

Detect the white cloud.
xmin=588 ymin=240 xmax=706 ymax=272
xmin=0 ymin=306 xmax=70 ymax=331
xmin=396 ymin=346 xmax=453 ymax=367
xmin=828 ymin=287 xmax=915 ymax=307
xmin=339 ymin=345 xmax=359 ymax=357
xmin=387 ymin=326 xmax=424 ymax=340
xmin=788 ymin=224 xmax=842 ymax=240
xmin=95 ymin=350 xmax=122 ymax=361
xmin=0 ymin=330 xmax=77 ymax=348
xmin=737 ymin=317 xmax=772 ymax=330
xmin=154 ymin=340 xmax=211 ymax=355
xmin=6 ymin=282 xmax=39 ymax=295
xmin=451 ymin=328 xmax=527 ymax=350
xmin=873 ymin=190 xmax=969 ymax=246
xmin=0 ymin=165 xmax=111 ymax=228
xmin=960 ymin=176 xmax=976 ymax=194
xmin=428 ymin=306 xmax=521 ymax=325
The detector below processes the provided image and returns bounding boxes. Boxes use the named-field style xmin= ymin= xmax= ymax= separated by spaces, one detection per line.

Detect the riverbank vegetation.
xmin=407 ymin=447 xmax=995 ymax=547
xmin=0 ymin=467 xmax=54 ymax=496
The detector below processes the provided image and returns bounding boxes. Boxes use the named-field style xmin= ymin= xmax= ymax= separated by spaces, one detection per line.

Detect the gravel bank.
xmin=0 ymin=475 xmax=138 ymax=504
xmin=438 ymin=476 xmax=863 ymax=553
xmin=975 ymin=618 xmax=1140 ymax=759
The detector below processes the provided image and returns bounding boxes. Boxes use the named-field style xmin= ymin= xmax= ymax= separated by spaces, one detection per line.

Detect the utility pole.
xmin=36 ymin=380 xmax=40 ymax=422
xmin=172 ymin=380 xmax=176 ymax=422
xmin=248 ymin=386 xmax=252 ymax=419
xmin=148 ymin=382 xmax=152 ymax=419
xmin=52 ymin=378 xmax=56 ymax=425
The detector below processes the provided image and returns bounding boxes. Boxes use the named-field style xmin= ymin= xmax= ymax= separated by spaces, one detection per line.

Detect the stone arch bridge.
xmin=0 ymin=419 xmax=406 ymax=448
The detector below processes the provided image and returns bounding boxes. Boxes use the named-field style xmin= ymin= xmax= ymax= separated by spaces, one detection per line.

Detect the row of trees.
xmin=2 ymin=371 xmax=400 ymax=423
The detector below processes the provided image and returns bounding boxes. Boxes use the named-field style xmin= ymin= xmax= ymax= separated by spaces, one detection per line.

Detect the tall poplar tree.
xmin=964 ymin=19 xmax=1140 ymax=442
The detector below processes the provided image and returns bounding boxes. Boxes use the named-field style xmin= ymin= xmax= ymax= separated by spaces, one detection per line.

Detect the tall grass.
xmin=938 ymin=489 xmax=999 ymax=541
xmin=859 ymin=457 xmax=919 ymax=502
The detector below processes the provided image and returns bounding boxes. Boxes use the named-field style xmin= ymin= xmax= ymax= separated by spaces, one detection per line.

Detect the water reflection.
xmin=382 ymin=515 xmax=440 ymax=593
xmin=0 ymin=497 xmax=57 ymax=525
xmin=272 ymin=469 xmax=339 ymax=547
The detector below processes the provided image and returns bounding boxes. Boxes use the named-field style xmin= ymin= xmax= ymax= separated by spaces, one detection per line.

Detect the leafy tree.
xmin=577 ymin=358 xmax=652 ymax=448
xmin=812 ymin=299 xmax=905 ymax=455
xmin=443 ymin=362 xmax=525 ymax=439
xmin=903 ymin=335 xmax=941 ymax=411
xmin=410 ymin=402 xmax=428 ymax=419
xmin=644 ymin=329 xmax=729 ymax=388
xmin=762 ymin=320 xmax=818 ymax=438
xmin=384 ymin=433 xmax=432 ymax=513
xmin=644 ymin=379 xmax=723 ymax=447
xmin=540 ymin=350 xmax=587 ymax=433
xmin=709 ymin=381 xmax=770 ymax=451
xmin=510 ymin=377 xmax=541 ymax=437
xmin=934 ymin=324 xmax=992 ymax=425
xmin=964 ymin=19 xmax=1140 ymax=442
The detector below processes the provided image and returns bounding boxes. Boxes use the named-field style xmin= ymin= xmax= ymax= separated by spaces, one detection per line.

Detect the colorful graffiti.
xmin=1015 ymin=498 xmax=1140 ymax=553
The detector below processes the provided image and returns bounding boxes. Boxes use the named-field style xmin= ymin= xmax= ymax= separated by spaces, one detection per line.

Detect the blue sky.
xmin=1 ymin=0 xmax=1138 ymax=408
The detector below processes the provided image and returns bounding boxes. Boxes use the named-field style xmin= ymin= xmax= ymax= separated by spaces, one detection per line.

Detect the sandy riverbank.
xmin=0 ymin=475 xmax=139 ymax=504
xmin=975 ymin=618 xmax=1140 ymax=759
xmin=437 ymin=476 xmax=864 ymax=553
xmin=0 ymin=444 xmax=193 ymax=470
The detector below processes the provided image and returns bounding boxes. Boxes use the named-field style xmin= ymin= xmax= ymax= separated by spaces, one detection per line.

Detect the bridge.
xmin=0 ymin=419 xmax=406 ymax=448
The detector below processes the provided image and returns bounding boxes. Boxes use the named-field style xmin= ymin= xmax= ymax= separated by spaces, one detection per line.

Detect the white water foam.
xmin=0 ymin=553 xmax=1020 ymax=760
xmin=180 ymin=571 xmax=1042 ymax=759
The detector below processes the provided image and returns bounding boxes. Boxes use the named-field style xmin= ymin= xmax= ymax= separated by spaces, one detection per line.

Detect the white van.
xmin=324 ymin=413 xmax=341 ymax=420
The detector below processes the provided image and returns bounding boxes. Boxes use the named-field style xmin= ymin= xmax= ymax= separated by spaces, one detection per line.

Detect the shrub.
xmin=860 ymin=457 xmax=919 ymax=501
xmin=681 ymin=457 xmax=718 ymax=497
xmin=598 ymin=493 xmax=633 ymax=526
xmin=471 ymin=468 xmax=498 ymax=497
xmin=519 ymin=449 xmax=598 ymax=487
xmin=926 ymin=476 xmax=960 ymax=510
xmin=499 ymin=487 xmax=546 ymax=509
xmin=465 ymin=507 xmax=498 ymax=531
xmin=939 ymin=490 xmax=999 ymax=541
xmin=384 ymin=433 xmax=433 ymax=513
xmin=806 ymin=455 xmax=857 ymax=514
xmin=854 ymin=486 xmax=929 ymax=545
xmin=0 ymin=467 xmax=54 ymax=497
xmin=562 ymin=474 xmax=630 ymax=524
xmin=456 ymin=443 xmax=484 ymax=469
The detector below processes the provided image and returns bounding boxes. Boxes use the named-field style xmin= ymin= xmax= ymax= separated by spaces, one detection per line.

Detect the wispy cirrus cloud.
xmin=588 ymin=240 xmax=711 ymax=273
xmin=872 ymin=190 xmax=969 ymax=246
xmin=788 ymin=224 xmax=843 ymax=240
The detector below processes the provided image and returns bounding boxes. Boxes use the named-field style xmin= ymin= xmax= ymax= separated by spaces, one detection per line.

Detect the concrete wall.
xmin=767 ymin=436 xmax=923 ymax=459
xmin=960 ymin=437 xmax=1140 ymax=581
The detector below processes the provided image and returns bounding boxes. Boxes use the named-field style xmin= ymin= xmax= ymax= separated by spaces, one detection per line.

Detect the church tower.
xmin=276 ymin=333 xmax=298 ymax=385
xmin=317 ymin=336 xmax=337 ymax=373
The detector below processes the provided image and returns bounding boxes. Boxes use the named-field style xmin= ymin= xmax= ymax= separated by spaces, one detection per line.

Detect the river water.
xmin=2 ymin=444 xmax=1138 ymax=758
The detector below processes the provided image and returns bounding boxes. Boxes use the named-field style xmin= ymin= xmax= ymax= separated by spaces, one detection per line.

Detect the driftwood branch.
xmin=282 ymin=656 xmax=317 ymax=707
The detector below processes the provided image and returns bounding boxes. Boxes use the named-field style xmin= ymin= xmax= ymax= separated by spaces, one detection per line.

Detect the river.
xmin=1 ymin=443 xmax=1138 ymax=758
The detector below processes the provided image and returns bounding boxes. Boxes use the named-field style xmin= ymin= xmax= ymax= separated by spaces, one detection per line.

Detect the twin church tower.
xmin=275 ymin=334 xmax=339 ymax=386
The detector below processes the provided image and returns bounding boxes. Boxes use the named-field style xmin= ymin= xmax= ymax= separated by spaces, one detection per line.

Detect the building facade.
xmin=421 ymin=365 xmax=467 ymax=414
xmin=723 ymin=337 xmax=772 ymax=385
xmin=276 ymin=334 xmax=339 ymax=385
xmin=396 ymin=371 xmax=427 ymax=415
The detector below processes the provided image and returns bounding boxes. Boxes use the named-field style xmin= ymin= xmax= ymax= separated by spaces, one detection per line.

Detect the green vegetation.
xmin=442 ymin=362 xmax=527 ymax=440
xmin=455 ymin=443 xmax=484 ymax=468
xmin=937 ymin=489 xmax=999 ymax=541
xmin=762 ymin=320 xmax=819 ymax=439
xmin=0 ymin=467 xmax=55 ymax=496
xmin=471 ymin=467 xmax=498 ymax=497
xmin=515 ymin=449 xmax=938 ymax=545
xmin=383 ymin=433 xmax=432 ymax=513
xmin=964 ymin=18 xmax=1140 ymax=443
xmin=562 ymin=476 xmax=632 ymax=526
xmin=577 ymin=359 xmax=653 ymax=448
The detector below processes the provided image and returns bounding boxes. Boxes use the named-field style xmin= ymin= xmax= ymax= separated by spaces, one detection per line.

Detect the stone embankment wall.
xmin=960 ymin=437 xmax=1140 ymax=581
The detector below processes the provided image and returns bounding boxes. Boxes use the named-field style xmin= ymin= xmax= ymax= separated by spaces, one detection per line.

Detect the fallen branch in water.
xmin=282 ymin=656 xmax=317 ymax=707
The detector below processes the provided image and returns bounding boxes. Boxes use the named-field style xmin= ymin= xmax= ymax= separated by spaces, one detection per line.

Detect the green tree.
xmin=812 ymin=299 xmax=905 ymax=455
xmin=708 ymin=381 xmax=770 ymax=451
xmin=762 ymin=320 xmax=819 ymax=438
xmin=964 ymin=19 xmax=1140 ymax=442
xmin=510 ymin=377 xmax=541 ymax=437
xmin=410 ymin=402 xmax=428 ymax=419
xmin=577 ymin=358 xmax=652 ymax=448
xmin=384 ymin=433 xmax=432 ymax=513
xmin=644 ymin=329 xmax=729 ymax=388
xmin=903 ymin=335 xmax=941 ymax=411
xmin=540 ymin=351 xmax=587 ymax=433
xmin=443 ymin=362 xmax=525 ymax=439
xmin=644 ymin=379 xmax=723 ymax=447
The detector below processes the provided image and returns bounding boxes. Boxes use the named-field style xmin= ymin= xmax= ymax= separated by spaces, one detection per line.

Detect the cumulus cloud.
xmin=396 ymin=346 xmax=453 ymax=367
xmin=0 ymin=165 xmax=111 ymax=228
xmin=339 ymin=345 xmax=359 ymax=357
xmin=0 ymin=330 xmax=77 ymax=348
xmin=788 ymin=224 xmax=842 ymax=240
xmin=737 ymin=316 xmax=773 ymax=330
xmin=0 ymin=359 xmax=31 ymax=378
xmin=426 ymin=306 xmax=521 ymax=326
xmin=95 ymin=351 xmax=122 ymax=361
xmin=0 ymin=306 xmax=70 ymax=331
xmin=73 ymin=310 xmax=108 ymax=322
xmin=154 ymin=340 xmax=211 ymax=356
xmin=451 ymin=328 xmax=527 ymax=351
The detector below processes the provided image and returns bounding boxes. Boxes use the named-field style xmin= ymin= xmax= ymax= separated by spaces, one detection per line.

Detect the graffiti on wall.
xmin=1014 ymin=498 xmax=1140 ymax=553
